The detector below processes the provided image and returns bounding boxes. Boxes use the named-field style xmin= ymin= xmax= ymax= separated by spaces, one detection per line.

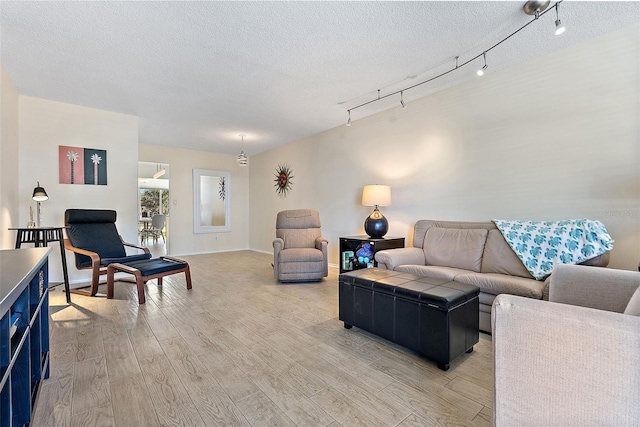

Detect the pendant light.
xmin=237 ymin=134 xmax=248 ymax=166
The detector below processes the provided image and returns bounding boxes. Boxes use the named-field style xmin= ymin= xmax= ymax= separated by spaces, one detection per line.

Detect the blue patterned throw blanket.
xmin=493 ymin=219 xmax=614 ymax=280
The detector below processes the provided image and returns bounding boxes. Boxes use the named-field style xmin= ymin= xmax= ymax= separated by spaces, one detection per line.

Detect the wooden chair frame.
xmin=64 ymin=236 xmax=150 ymax=297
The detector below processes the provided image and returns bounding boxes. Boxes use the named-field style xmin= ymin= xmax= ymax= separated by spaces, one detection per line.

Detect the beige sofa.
xmin=375 ymin=220 xmax=609 ymax=332
xmin=492 ymin=265 xmax=640 ymax=426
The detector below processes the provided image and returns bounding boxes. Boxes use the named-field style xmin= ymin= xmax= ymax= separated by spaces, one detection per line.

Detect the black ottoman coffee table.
xmin=339 ymin=268 xmax=479 ymax=371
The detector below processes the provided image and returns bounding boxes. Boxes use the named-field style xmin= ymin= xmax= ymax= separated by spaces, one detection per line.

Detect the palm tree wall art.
xmin=58 ymin=146 xmax=107 ymax=185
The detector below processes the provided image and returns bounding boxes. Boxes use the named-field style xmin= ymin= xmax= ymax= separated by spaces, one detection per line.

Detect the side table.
xmin=9 ymin=227 xmax=71 ymax=303
xmin=339 ymin=235 xmax=405 ymax=274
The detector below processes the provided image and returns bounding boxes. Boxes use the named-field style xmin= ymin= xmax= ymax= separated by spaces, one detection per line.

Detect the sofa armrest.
xmin=492 ymin=294 xmax=640 ymax=426
xmin=550 ymin=264 xmax=640 ymax=313
xmin=375 ymin=247 xmax=425 ymax=270
xmin=272 ymin=238 xmax=284 ymax=279
xmin=316 ymin=237 xmax=329 ymax=277
xmin=541 ymin=276 xmax=552 ymax=301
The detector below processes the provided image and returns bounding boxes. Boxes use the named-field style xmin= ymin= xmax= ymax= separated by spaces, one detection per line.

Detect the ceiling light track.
xmin=346 ymin=0 xmax=564 ymax=126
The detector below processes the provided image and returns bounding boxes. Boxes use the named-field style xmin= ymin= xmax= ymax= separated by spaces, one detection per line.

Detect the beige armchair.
xmin=273 ymin=209 xmax=328 ymax=282
xmin=492 ymin=264 xmax=640 ymax=426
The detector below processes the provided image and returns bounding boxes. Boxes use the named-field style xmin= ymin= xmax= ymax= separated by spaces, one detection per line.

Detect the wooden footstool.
xmin=106 ymin=256 xmax=192 ymax=304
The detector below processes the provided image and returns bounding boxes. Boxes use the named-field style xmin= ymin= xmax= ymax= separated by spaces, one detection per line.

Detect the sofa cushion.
xmin=395 ymin=265 xmax=473 ymax=281
xmin=424 ymin=228 xmax=488 ymax=272
xmin=624 ymin=287 xmax=640 ymax=316
xmin=481 ymin=229 xmax=533 ymax=279
xmin=455 ymin=272 xmax=546 ymax=299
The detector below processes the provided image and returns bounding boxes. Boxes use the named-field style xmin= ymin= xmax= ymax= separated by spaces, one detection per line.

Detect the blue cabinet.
xmin=1 ymin=248 xmax=50 ymax=427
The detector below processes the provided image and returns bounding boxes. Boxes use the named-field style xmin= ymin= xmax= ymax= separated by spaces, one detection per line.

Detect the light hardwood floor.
xmin=34 ymin=251 xmax=493 ymax=427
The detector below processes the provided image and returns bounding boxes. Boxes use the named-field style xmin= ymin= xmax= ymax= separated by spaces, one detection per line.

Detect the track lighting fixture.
xmin=477 ymin=52 xmax=488 ymax=76
xmin=237 ymin=134 xmax=248 ymax=166
xmin=344 ymin=1 xmax=564 ymax=126
xmin=554 ymin=3 xmax=566 ymax=35
xmin=523 ymin=0 xmax=550 ymax=16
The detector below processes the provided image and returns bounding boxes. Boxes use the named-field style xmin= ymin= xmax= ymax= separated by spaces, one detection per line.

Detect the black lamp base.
xmin=364 ymin=208 xmax=388 ymax=239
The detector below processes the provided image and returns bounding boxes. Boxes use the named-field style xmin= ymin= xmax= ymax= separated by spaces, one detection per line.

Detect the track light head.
xmin=400 ymin=91 xmax=406 ymax=109
xmin=477 ymin=52 xmax=488 ymax=76
xmin=554 ymin=4 xmax=566 ymax=35
xmin=346 ymin=111 xmax=352 ymax=127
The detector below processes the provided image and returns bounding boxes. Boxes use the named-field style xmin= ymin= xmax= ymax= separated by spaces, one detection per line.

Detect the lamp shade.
xmin=362 ymin=185 xmax=391 ymax=207
xmin=237 ymin=151 xmax=248 ymax=166
xmin=32 ymin=182 xmax=48 ymax=202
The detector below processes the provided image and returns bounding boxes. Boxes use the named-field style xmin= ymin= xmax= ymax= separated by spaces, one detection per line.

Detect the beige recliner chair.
xmin=273 ymin=209 xmax=328 ymax=282
xmin=492 ymin=264 xmax=640 ymax=426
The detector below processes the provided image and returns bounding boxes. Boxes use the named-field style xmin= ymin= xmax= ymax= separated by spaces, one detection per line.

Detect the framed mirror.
xmin=193 ymin=169 xmax=230 ymax=233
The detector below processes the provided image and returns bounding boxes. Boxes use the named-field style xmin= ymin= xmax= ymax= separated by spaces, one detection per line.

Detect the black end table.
xmin=9 ymin=227 xmax=71 ymax=303
xmin=339 ymin=235 xmax=405 ymax=274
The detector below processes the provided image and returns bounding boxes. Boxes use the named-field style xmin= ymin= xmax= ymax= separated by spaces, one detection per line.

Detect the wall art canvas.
xmin=59 ymin=146 xmax=107 ymax=185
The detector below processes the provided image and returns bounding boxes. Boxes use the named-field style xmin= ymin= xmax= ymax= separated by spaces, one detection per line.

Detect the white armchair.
xmin=492 ymin=264 xmax=640 ymax=426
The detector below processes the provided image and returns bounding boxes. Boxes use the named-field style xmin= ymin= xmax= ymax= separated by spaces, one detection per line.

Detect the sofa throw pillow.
xmin=424 ymin=228 xmax=488 ymax=272
xmin=624 ymin=286 xmax=640 ymax=316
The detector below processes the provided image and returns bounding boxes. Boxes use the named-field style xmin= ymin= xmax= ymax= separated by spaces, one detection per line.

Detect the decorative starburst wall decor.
xmin=274 ymin=164 xmax=293 ymax=197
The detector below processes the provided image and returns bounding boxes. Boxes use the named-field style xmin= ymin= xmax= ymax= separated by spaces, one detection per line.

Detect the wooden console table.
xmin=9 ymin=227 xmax=71 ymax=303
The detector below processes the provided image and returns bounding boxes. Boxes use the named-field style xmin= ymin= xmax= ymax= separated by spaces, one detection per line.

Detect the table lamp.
xmin=32 ymin=181 xmax=49 ymax=227
xmin=362 ymin=185 xmax=391 ymax=238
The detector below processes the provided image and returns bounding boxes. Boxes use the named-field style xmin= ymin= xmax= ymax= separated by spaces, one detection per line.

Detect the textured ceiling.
xmin=1 ymin=1 xmax=638 ymax=156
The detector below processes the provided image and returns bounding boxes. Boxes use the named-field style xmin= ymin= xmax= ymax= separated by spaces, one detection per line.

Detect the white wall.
xmin=250 ymin=25 xmax=640 ymax=271
xmin=18 ymin=96 xmax=139 ymax=284
xmin=139 ymin=143 xmax=249 ymax=255
xmin=0 ymin=63 xmax=20 ymax=249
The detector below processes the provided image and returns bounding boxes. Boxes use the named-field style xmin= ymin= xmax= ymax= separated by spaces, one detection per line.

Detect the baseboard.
xmin=249 ymin=248 xmax=339 ymax=269
xmin=170 ymin=247 xmax=253 ymax=257
xmin=250 ymin=248 xmax=272 ymax=255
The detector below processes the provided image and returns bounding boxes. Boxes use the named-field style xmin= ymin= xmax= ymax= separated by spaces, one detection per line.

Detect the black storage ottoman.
xmin=339 ymin=268 xmax=479 ymax=371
